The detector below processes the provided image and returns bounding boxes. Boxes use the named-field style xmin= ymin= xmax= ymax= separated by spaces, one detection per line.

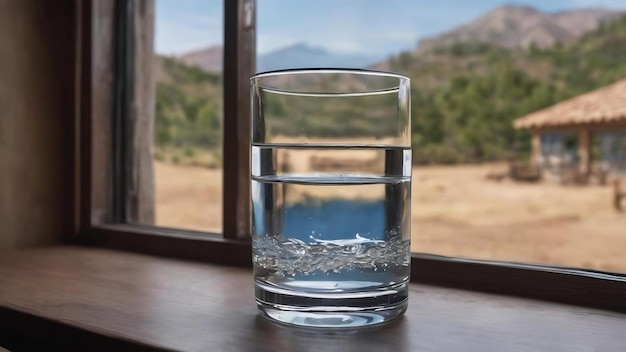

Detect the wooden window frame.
xmin=75 ymin=0 xmax=626 ymax=312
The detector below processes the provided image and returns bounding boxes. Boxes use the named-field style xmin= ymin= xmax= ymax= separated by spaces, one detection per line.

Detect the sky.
xmin=155 ymin=0 xmax=626 ymax=56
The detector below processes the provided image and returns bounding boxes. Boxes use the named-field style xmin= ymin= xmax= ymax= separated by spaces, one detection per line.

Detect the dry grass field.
xmin=154 ymin=161 xmax=626 ymax=273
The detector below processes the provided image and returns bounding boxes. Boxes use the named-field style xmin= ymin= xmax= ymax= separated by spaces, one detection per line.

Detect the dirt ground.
xmin=154 ymin=161 xmax=626 ymax=273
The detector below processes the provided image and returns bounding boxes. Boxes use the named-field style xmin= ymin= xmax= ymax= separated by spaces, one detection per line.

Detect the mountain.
xmin=179 ymin=45 xmax=223 ymax=72
xmin=176 ymin=43 xmax=381 ymax=73
xmin=175 ymin=6 xmax=620 ymax=73
xmin=257 ymin=43 xmax=381 ymax=72
xmin=254 ymin=13 xmax=626 ymax=163
xmin=154 ymin=7 xmax=626 ymax=165
xmin=416 ymin=5 xmax=620 ymax=53
xmin=384 ymin=12 xmax=626 ymax=163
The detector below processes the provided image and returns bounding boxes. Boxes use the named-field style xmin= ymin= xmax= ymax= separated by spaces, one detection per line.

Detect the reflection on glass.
xmin=257 ymin=0 xmax=626 ymax=273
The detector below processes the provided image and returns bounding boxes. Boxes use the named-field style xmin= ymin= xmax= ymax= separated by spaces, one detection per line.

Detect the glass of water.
xmin=250 ymin=69 xmax=411 ymax=328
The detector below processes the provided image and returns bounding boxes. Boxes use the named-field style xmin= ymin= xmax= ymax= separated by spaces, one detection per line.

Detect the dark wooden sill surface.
xmin=1 ymin=246 xmax=625 ymax=352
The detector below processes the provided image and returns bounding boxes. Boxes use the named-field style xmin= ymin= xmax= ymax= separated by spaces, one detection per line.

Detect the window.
xmin=82 ymin=0 xmax=253 ymax=265
xmin=81 ymin=0 xmax=625 ymax=307
xmin=132 ymin=0 xmax=225 ymax=233
xmin=256 ymin=0 xmax=626 ymax=274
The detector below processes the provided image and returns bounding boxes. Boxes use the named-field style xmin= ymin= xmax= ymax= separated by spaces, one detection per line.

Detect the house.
xmin=514 ymin=78 xmax=626 ymax=179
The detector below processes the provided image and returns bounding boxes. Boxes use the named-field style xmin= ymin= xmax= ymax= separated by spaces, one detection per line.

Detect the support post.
xmin=578 ymin=129 xmax=591 ymax=176
xmin=128 ymin=0 xmax=155 ymax=224
xmin=223 ymin=0 xmax=256 ymax=239
xmin=530 ymin=130 xmax=541 ymax=170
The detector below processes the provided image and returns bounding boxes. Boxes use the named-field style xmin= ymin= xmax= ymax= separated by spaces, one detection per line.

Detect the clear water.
xmin=251 ymin=144 xmax=411 ymax=327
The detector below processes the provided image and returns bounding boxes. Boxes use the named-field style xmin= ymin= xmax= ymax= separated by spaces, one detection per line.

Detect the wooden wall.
xmin=0 ymin=0 xmax=76 ymax=250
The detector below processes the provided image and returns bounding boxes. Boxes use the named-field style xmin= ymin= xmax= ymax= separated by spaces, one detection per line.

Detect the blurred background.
xmin=146 ymin=0 xmax=626 ymax=273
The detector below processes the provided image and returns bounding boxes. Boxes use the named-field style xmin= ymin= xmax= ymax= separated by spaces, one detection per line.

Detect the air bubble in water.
xmin=252 ymin=234 xmax=409 ymax=277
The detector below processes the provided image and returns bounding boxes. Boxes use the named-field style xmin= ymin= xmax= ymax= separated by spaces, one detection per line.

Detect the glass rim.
xmin=250 ymin=67 xmax=410 ymax=82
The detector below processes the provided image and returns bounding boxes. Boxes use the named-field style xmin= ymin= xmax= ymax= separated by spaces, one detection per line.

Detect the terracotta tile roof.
xmin=514 ymin=78 xmax=626 ymax=129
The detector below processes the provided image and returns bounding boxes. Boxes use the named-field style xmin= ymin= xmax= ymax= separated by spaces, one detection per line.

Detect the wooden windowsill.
xmin=1 ymin=246 xmax=625 ymax=351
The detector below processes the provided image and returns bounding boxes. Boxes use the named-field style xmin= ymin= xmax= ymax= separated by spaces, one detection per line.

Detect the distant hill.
xmin=174 ymin=6 xmax=620 ymax=73
xmin=390 ymin=12 xmax=626 ymax=163
xmin=257 ymin=43 xmax=381 ymax=72
xmin=154 ymin=8 xmax=626 ymax=165
xmin=179 ymin=45 xmax=223 ymax=73
xmin=153 ymin=56 xmax=222 ymax=150
xmin=176 ymin=43 xmax=381 ymax=73
xmin=259 ymin=12 xmax=626 ymax=163
xmin=416 ymin=5 xmax=620 ymax=53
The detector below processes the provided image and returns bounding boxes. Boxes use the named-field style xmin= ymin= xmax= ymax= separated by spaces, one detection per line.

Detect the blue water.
xmin=282 ymin=199 xmax=385 ymax=242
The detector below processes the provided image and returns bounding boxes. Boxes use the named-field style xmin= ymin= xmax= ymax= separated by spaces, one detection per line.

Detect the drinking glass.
xmin=250 ymin=69 xmax=411 ymax=327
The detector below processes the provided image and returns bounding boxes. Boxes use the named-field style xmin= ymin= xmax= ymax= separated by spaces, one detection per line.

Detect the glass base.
xmin=255 ymin=281 xmax=408 ymax=328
